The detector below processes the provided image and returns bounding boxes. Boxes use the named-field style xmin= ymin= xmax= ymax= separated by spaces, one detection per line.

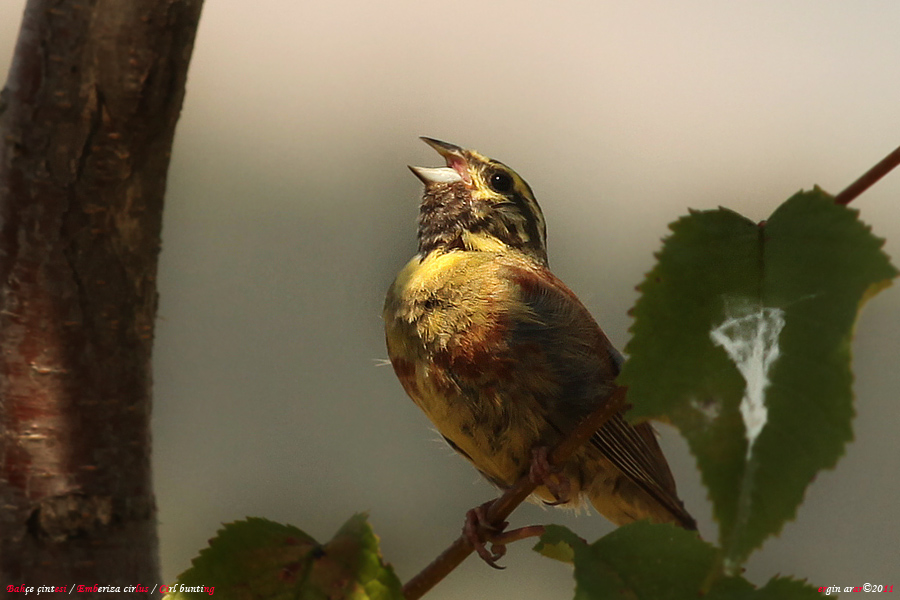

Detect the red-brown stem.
xmin=401 ymin=387 xmax=629 ymax=600
xmin=833 ymin=144 xmax=900 ymax=205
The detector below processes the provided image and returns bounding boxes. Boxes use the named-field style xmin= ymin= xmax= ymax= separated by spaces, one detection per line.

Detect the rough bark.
xmin=0 ymin=0 xmax=203 ymax=590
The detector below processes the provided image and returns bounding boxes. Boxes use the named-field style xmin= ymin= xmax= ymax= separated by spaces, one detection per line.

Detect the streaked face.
xmin=410 ymin=138 xmax=548 ymax=265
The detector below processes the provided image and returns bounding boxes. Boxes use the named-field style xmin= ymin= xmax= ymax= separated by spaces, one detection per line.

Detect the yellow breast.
xmin=384 ymin=249 xmax=508 ymax=349
xmin=383 ymin=249 xmax=544 ymax=486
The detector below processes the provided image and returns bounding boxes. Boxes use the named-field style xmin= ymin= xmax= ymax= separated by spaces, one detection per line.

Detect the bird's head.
xmin=409 ymin=137 xmax=548 ymax=265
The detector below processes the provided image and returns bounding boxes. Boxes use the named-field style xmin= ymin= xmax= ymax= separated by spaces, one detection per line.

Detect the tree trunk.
xmin=0 ymin=0 xmax=203 ymax=591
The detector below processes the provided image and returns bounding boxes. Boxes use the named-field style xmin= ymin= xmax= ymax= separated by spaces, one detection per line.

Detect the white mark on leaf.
xmin=710 ymin=304 xmax=786 ymax=456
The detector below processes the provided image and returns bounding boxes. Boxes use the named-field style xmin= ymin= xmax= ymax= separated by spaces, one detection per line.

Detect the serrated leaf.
xmin=535 ymin=522 xmax=753 ymax=599
xmin=537 ymin=524 xmax=828 ymax=600
xmin=165 ymin=514 xmax=402 ymax=600
xmin=619 ymin=189 xmax=897 ymax=571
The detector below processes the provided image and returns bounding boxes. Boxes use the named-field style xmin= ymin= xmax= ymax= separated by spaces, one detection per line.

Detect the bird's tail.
xmin=588 ymin=473 xmax=697 ymax=530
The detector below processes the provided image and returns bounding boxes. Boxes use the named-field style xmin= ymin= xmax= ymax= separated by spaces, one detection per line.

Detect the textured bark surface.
xmin=0 ymin=0 xmax=203 ymax=589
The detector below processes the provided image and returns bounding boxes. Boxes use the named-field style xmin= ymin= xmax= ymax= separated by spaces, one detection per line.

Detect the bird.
xmin=383 ymin=138 xmax=695 ymax=544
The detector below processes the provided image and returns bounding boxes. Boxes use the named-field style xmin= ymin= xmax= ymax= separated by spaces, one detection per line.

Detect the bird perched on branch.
xmin=383 ymin=138 xmax=694 ymax=537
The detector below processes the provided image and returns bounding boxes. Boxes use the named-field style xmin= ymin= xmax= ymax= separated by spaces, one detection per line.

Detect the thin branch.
xmin=833 ymin=144 xmax=900 ymax=205
xmin=401 ymin=386 xmax=630 ymax=600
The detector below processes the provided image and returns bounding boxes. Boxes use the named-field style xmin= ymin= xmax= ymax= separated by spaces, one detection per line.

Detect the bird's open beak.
xmin=408 ymin=137 xmax=471 ymax=185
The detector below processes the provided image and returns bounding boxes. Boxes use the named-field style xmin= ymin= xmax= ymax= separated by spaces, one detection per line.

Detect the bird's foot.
xmin=464 ymin=500 xmax=546 ymax=569
xmin=529 ymin=446 xmax=571 ymax=506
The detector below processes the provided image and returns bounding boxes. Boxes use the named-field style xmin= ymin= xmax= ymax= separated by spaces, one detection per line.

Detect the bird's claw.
xmin=530 ymin=446 xmax=572 ymax=505
xmin=464 ymin=501 xmax=548 ymax=569
xmin=464 ymin=501 xmax=508 ymax=569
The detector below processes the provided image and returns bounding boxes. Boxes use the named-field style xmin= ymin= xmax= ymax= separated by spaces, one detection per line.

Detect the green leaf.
xmin=165 ymin=514 xmax=402 ymax=600
xmin=536 ymin=524 xmax=826 ymax=599
xmin=619 ymin=189 xmax=897 ymax=571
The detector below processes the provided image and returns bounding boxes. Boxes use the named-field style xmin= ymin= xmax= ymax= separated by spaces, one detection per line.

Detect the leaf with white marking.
xmin=619 ymin=188 xmax=897 ymax=571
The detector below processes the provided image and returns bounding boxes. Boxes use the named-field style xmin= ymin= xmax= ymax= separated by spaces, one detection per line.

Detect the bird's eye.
xmin=488 ymin=172 xmax=514 ymax=194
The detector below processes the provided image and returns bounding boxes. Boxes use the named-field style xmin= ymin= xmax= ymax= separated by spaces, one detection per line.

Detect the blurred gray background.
xmin=3 ymin=1 xmax=899 ymax=596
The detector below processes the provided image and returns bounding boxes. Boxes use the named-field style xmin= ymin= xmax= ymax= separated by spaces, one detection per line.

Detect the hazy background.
xmin=2 ymin=1 xmax=899 ymax=596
